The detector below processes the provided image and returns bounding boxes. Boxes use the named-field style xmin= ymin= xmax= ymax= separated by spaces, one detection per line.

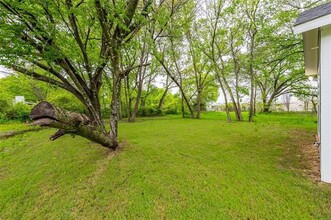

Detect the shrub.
xmin=47 ymin=92 xmax=86 ymax=113
xmin=138 ymin=106 xmax=159 ymax=117
xmin=164 ymin=106 xmax=178 ymax=115
xmin=5 ymin=103 xmax=32 ymax=121
xmin=0 ymin=99 xmax=10 ymax=113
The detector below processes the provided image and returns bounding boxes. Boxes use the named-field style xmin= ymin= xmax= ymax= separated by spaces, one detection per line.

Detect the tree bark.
xmin=130 ymin=40 xmax=149 ymax=122
xmin=130 ymin=67 xmax=144 ymax=122
xmin=263 ymin=103 xmax=271 ymax=113
xmin=110 ymin=75 xmax=121 ymax=139
xmin=196 ymin=90 xmax=202 ymax=119
xmin=262 ymin=96 xmax=270 ymax=113
xmin=124 ymin=76 xmax=132 ymax=120
xmin=130 ymin=79 xmax=143 ymax=122
xmin=217 ymin=76 xmax=232 ymax=123
xmin=264 ymin=99 xmax=274 ymax=113
xmin=157 ymin=85 xmax=170 ymax=114
xmin=181 ymin=96 xmax=185 ymax=118
xmin=221 ymin=74 xmax=242 ymax=121
xmin=311 ymin=96 xmax=317 ymax=114
xmin=31 ymin=101 xmax=118 ymax=150
xmin=109 ymin=44 xmax=122 ymax=139
xmin=248 ymin=71 xmax=255 ymax=121
xmin=229 ymin=33 xmax=243 ymax=121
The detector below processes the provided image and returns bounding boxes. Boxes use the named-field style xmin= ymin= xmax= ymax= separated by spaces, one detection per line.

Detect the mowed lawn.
xmin=1 ymin=113 xmax=331 ymax=219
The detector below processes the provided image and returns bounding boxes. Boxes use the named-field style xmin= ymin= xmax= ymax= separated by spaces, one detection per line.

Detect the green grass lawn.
xmin=0 ymin=112 xmax=330 ymax=219
xmin=0 ymin=121 xmax=32 ymax=132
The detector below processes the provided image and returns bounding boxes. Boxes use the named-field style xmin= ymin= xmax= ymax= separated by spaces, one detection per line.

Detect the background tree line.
xmin=0 ymin=0 xmax=324 ymax=148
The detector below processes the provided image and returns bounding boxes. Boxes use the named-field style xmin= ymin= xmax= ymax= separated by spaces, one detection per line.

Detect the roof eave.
xmin=294 ymin=13 xmax=331 ymax=34
xmin=302 ymin=29 xmax=319 ymax=76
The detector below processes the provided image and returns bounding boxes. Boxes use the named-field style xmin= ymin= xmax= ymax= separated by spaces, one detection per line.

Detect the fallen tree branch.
xmin=30 ymin=101 xmax=118 ymax=150
xmin=0 ymin=127 xmax=45 ymax=140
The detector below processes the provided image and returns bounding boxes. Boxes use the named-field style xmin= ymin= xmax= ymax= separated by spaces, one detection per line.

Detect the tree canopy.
xmin=0 ymin=0 xmax=324 ymax=148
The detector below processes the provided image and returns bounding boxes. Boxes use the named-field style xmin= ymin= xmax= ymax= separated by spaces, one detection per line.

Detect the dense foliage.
xmin=0 ymin=0 xmax=326 ymax=146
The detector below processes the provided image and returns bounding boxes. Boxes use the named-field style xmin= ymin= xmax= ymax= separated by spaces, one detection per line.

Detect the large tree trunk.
xmin=248 ymin=29 xmax=257 ymax=122
xmin=311 ymin=97 xmax=317 ymax=114
xmin=196 ymin=90 xmax=202 ymax=119
xmin=248 ymin=74 xmax=255 ymax=121
xmin=262 ymin=98 xmax=268 ymax=113
xmin=110 ymin=75 xmax=121 ymax=139
xmin=263 ymin=103 xmax=271 ymax=113
xmin=263 ymin=99 xmax=274 ymax=113
xmin=110 ymin=45 xmax=121 ymax=139
xmin=130 ymin=71 xmax=143 ymax=122
xmin=253 ymin=86 xmax=257 ymax=115
xmin=31 ymin=101 xmax=118 ymax=150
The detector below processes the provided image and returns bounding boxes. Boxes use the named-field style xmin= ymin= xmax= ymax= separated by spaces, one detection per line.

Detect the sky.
xmin=0 ymin=66 xmax=12 ymax=78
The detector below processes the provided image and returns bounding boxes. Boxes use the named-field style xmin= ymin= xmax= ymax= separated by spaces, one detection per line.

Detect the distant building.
xmin=207 ymin=98 xmax=316 ymax=113
xmin=14 ymin=96 xmax=25 ymax=103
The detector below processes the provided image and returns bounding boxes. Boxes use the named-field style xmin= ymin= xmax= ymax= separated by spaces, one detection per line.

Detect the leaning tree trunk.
xmin=221 ymin=74 xmax=242 ymax=121
xmin=217 ymin=77 xmax=231 ymax=123
xmin=263 ymin=99 xmax=274 ymax=113
xmin=157 ymin=85 xmax=169 ymax=114
xmin=31 ymin=101 xmax=118 ymax=150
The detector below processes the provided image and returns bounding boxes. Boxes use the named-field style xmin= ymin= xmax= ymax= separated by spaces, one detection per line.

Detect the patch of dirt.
xmin=284 ymin=130 xmax=320 ymax=182
xmin=300 ymin=142 xmax=320 ymax=182
xmin=70 ymin=145 xmax=123 ymax=218
xmin=88 ymin=150 xmax=118 ymax=186
xmin=76 ymin=140 xmax=129 ymax=188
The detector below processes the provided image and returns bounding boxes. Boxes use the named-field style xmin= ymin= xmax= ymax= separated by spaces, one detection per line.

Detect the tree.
xmin=253 ymin=0 xmax=309 ymax=113
xmin=129 ymin=36 xmax=151 ymax=122
xmin=0 ymin=74 xmax=49 ymax=102
xmin=185 ymin=18 xmax=214 ymax=119
xmin=200 ymin=0 xmax=231 ymax=122
xmin=296 ymin=78 xmax=318 ymax=113
xmin=202 ymin=0 xmax=245 ymax=122
xmin=0 ymin=0 xmax=153 ymax=149
xmin=245 ymin=0 xmax=261 ymax=122
xmin=150 ymin=0 xmax=196 ymax=118
xmin=282 ymin=93 xmax=291 ymax=112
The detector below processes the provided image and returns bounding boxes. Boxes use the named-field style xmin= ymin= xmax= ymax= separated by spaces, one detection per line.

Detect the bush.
xmin=138 ymin=106 xmax=160 ymax=117
xmin=47 ymin=91 xmax=86 ymax=113
xmin=4 ymin=103 xmax=32 ymax=121
xmin=0 ymin=99 xmax=10 ymax=113
xmin=164 ymin=106 xmax=178 ymax=115
xmin=102 ymin=107 xmax=111 ymax=118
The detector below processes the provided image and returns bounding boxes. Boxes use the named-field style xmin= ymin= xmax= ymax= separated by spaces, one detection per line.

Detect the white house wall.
xmin=320 ymin=25 xmax=331 ymax=183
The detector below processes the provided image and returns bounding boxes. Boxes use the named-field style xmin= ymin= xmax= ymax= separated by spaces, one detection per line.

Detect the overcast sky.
xmin=0 ymin=66 xmax=12 ymax=78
